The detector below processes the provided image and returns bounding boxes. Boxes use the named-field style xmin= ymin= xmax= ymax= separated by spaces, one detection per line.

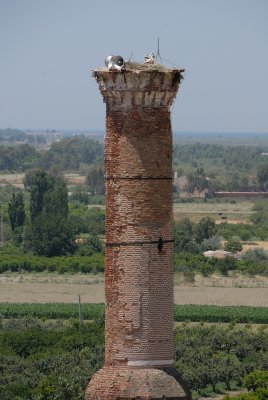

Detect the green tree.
xmin=195 ymin=217 xmax=216 ymax=244
xmin=24 ymin=169 xmax=75 ymax=256
xmin=76 ymin=235 xmax=103 ymax=256
xmin=243 ymin=370 xmax=268 ymax=392
xmin=187 ymin=167 xmax=209 ymax=193
xmin=24 ymin=215 xmax=75 ymax=257
xmin=174 ymin=219 xmax=201 ymax=254
xmin=86 ymin=165 xmax=104 ymax=195
xmin=43 ymin=178 xmax=68 ymax=218
xmin=224 ymin=238 xmax=243 ymax=253
xmin=257 ymin=163 xmax=268 ymax=190
xmin=29 ymin=169 xmax=54 ymax=221
xmin=69 ymin=185 xmax=89 ymax=205
xmin=8 ymin=192 xmax=25 ymax=232
xmin=224 ymin=370 xmax=268 ymax=400
xmin=40 ymin=136 xmax=103 ymax=170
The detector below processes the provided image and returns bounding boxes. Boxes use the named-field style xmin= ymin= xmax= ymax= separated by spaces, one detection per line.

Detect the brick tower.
xmin=85 ymin=62 xmax=191 ymax=399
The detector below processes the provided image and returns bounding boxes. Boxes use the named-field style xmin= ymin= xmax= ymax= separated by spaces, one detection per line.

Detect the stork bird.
xmin=144 ymin=53 xmax=155 ymax=64
xmin=105 ymin=55 xmax=125 ymax=71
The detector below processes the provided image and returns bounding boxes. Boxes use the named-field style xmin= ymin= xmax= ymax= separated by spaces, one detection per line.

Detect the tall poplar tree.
xmin=25 ymin=169 xmax=75 ymax=256
xmin=8 ymin=192 xmax=25 ymax=231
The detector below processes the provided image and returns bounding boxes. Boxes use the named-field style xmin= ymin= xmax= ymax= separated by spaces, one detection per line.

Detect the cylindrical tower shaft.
xmin=105 ymin=103 xmax=174 ymax=367
xmin=86 ymin=66 xmax=190 ymax=400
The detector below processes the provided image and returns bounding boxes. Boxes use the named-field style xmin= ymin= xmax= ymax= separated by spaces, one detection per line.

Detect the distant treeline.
xmin=0 ymin=144 xmax=39 ymax=171
xmin=0 ymin=135 xmax=103 ymax=171
xmin=1 ymin=137 xmax=268 ymax=173
xmin=173 ymin=143 xmax=268 ymax=172
xmin=1 ymin=137 xmax=268 ymax=194
xmin=0 ymin=128 xmax=45 ymax=144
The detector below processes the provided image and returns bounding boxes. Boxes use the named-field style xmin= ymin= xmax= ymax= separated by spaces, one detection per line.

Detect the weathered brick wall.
xmin=103 ymin=71 xmax=178 ymax=367
xmin=85 ymin=68 xmax=189 ymax=399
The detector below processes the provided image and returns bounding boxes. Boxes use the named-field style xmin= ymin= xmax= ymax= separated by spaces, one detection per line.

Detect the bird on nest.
xmin=144 ymin=53 xmax=155 ymax=64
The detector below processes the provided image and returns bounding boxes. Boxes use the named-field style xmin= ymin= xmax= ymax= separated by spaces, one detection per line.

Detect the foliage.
xmin=174 ymin=251 xmax=268 ymax=278
xmin=201 ymin=234 xmax=222 ymax=251
xmin=257 ymin=162 xmax=268 ymax=189
xmin=0 ymin=320 xmax=104 ymax=400
xmin=217 ymin=222 xmax=268 ymax=241
xmin=0 ymin=135 xmax=103 ymax=173
xmin=224 ymin=238 xmax=243 ymax=253
xmin=194 ymin=217 xmax=216 ymax=244
xmin=0 ymin=128 xmax=46 ymax=144
xmin=223 ymin=392 xmax=266 ymax=400
xmin=85 ymin=164 xmax=104 ymax=195
xmin=0 ymin=303 xmax=267 ymax=324
xmin=0 ymin=253 xmax=104 ymax=274
xmin=69 ymin=205 xmax=105 ymax=236
xmin=23 ymin=215 xmax=76 ymax=257
xmin=0 ymin=303 xmax=104 ymax=321
xmin=0 ymin=143 xmax=40 ymax=171
xmin=173 ymin=305 xmax=268 ymax=324
xmin=174 ymin=218 xmax=200 ymax=254
xmin=69 ymin=185 xmax=89 ymax=205
xmin=75 ymin=235 xmax=103 ymax=256
xmin=42 ymin=178 xmax=68 ymax=218
xmin=0 ymin=318 xmax=267 ymax=398
xmin=223 ymin=370 xmax=268 ymax=400
xmin=24 ymin=169 xmax=75 ymax=256
xmin=39 ymin=136 xmax=103 ymax=170
xmin=8 ymin=192 xmax=25 ymax=231
xmin=29 ymin=169 xmax=55 ymax=221
xmin=186 ymin=167 xmax=210 ymax=193
xmin=175 ymin=325 xmax=268 ymax=396
xmin=243 ymin=370 xmax=268 ymax=392
xmin=174 ymin=218 xmax=217 ymax=252
xmin=242 ymin=248 xmax=268 ymax=262
xmin=173 ymin=143 xmax=266 ymax=175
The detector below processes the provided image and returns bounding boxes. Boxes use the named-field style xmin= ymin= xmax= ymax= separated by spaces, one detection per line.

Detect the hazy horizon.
xmin=1 ymin=0 xmax=268 ymax=133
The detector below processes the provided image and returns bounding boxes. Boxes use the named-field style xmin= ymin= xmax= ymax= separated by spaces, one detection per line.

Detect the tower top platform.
xmin=92 ymin=62 xmax=184 ymax=109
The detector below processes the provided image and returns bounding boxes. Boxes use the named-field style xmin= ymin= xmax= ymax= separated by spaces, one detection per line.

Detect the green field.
xmin=173 ymin=201 xmax=255 ymax=223
xmin=1 ymin=303 xmax=267 ymax=324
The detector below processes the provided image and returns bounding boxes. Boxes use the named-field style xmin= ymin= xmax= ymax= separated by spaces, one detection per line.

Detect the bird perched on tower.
xmin=144 ymin=53 xmax=155 ymax=64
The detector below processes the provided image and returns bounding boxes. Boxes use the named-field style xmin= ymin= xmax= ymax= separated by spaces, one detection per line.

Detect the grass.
xmin=173 ymin=200 xmax=255 ymax=223
xmin=0 ymin=303 xmax=267 ymax=324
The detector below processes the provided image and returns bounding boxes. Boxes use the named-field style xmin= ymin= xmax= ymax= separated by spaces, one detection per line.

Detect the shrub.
xmin=243 ymin=248 xmax=268 ymax=262
xmin=224 ymin=238 xmax=243 ymax=253
xmin=243 ymin=370 xmax=268 ymax=391
xmin=201 ymin=235 xmax=222 ymax=251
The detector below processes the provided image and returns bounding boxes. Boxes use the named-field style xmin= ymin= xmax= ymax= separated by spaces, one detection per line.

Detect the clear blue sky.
xmin=0 ymin=0 xmax=267 ymax=133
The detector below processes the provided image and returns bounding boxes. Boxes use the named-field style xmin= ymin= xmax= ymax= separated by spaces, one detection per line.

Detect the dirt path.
xmin=0 ymin=277 xmax=267 ymax=306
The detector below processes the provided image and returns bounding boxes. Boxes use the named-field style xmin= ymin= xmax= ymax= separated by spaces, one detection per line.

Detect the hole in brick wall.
xmin=157 ymin=237 xmax=163 ymax=253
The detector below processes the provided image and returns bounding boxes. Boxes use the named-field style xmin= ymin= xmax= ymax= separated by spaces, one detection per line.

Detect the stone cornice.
xmin=92 ymin=69 xmax=183 ymax=109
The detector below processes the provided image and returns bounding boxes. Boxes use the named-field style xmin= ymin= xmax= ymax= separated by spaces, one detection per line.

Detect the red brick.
xmin=85 ymin=67 xmax=190 ymax=399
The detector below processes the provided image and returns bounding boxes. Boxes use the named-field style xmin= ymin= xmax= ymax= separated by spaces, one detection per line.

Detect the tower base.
xmin=85 ymin=366 xmax=191 ymax=400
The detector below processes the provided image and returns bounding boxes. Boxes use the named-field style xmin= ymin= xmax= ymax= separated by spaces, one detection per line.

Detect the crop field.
xmin=1 ymin=273 xmax=268 ymax=306
xmin=173 ymin=201 xmax=255 ymax=223
xmin=0 ymin=303 xmax=267 ymax=324
xmin=0 ymin=172 xmax=85 ymax=187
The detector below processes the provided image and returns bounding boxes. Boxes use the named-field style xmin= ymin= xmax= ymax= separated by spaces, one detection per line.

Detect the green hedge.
xmin=0 ymin=303 xmax=267 ymax=324
xmin=174 ymin=304 xmax=268 ymax=324
xmin=174 ymin=252 xmax=268 ymax=277
xmin=0 ymin=303 xmax=104 ymax=320
xmin=0 ymin=254 xmax=104 ymax=274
